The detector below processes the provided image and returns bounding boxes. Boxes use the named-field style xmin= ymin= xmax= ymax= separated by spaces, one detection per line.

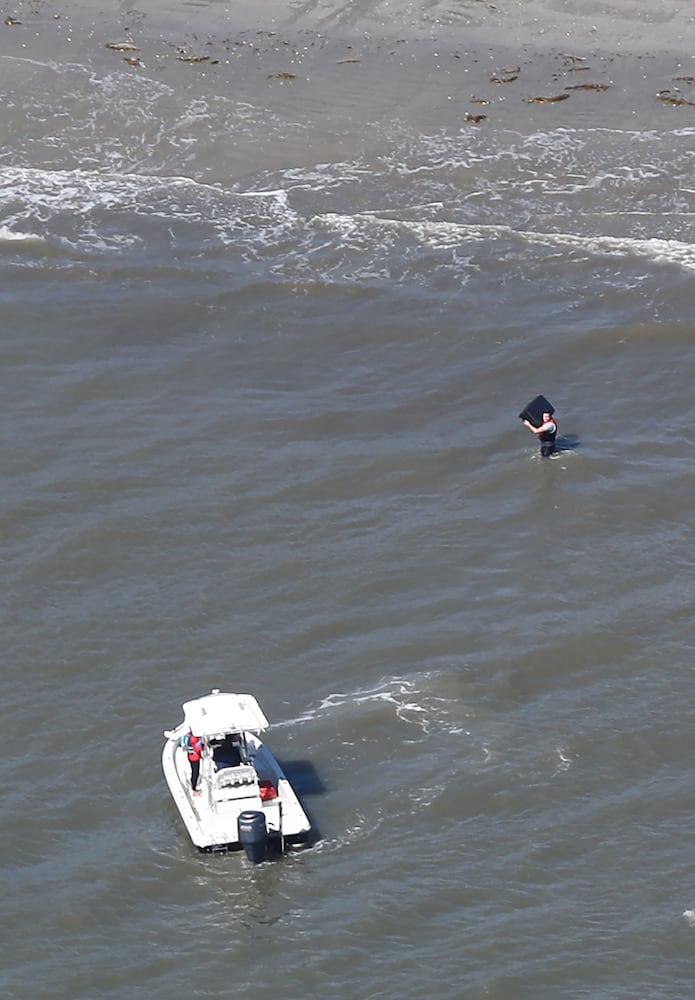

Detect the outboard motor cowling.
xmin=238 ymin=810 xmax=269 ymax=864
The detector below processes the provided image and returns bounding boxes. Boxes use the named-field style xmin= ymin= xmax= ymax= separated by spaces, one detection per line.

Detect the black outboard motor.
xmin=238 ymin=810 xmax=269 ymax=864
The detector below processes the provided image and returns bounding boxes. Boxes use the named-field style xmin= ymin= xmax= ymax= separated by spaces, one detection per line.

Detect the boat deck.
xmin=163 ymin=738 xmax=310 ymax=851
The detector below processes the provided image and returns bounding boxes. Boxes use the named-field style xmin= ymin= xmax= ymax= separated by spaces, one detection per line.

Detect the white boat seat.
xmin=212 ymin=764 xmax=259 ymax=801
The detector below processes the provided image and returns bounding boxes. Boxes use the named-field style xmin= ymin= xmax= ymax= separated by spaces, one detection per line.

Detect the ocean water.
xmin=2 ymin=1 xmax=695 ymax=997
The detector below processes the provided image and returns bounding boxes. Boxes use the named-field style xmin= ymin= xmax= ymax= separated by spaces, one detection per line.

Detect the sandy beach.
xmin=1 ymin=0 xmax=695 ymax=140
xmin=26 ymin=0 xmax=695 ymax=52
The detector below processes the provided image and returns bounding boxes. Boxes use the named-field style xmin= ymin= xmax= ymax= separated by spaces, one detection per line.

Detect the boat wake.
xmin=278 ymin=673 xmax=473 ymax=738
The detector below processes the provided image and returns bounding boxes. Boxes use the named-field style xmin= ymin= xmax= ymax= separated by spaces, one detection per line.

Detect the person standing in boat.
xmin=182 ymin=730 xmax=203 ymax=795
xmin=524 ymin=409 xmax=558 ymax=458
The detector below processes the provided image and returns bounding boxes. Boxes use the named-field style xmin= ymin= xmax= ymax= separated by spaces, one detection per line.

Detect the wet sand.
xmin=29 ymin=0 xmax=695 ymax=54
xmin=1 ymin=0 xmax=694 ymax=140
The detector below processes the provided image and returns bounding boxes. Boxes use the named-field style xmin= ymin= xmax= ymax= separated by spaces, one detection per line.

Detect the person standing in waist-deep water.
xmin=182 ymin=731 xmax=203 ymax=794
xmin=524 ymin=409 xmax=557 ymax=457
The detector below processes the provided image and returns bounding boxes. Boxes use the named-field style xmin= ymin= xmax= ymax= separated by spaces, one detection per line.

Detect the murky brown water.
xmin=2 ymin=2 xmax=695 ymax=998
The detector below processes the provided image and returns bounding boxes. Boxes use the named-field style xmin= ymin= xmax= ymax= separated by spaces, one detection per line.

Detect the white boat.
xmin=162 ymin=689 xmax=312 ymax=861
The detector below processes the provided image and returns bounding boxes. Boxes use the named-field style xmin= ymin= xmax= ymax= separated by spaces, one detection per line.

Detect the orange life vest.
xmin=185 ymin=733 xmax=203 ymax=761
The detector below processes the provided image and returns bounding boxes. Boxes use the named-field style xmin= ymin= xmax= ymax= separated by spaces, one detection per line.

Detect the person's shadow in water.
xmin=556 ymin=434 xmax=580 ymax=452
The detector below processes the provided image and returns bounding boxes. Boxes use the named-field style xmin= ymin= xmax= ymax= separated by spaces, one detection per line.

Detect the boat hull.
xmin=162 ymin=726 xmax=311 ymax=853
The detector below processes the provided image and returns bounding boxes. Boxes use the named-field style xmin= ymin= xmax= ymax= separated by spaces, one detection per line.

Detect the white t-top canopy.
xmin=182 ymin=690 xmax=269 ymax=738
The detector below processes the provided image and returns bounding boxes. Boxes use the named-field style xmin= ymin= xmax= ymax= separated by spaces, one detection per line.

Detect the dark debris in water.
xmin=104 ymin=41 xmax=140 ymax=52
xmin=490 ymin=67 xmax=519 ymax=83
xmin=527 ymin=93 xmax=570 ymax=103
xmin=565 ymin=83 xmax=611 ymax=91
xmin=657 ymin=90 xmax=695 ymax=106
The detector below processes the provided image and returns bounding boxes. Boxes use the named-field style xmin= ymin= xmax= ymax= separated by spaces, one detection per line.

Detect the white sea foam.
xmin=311 ymin=212 xmax=695 ymax=272
xmin=1 ymin=121 xmax=692 ymax=280
xmin=526 ymin=229 xmax=695 ymax=271
xmin=279 ymin=674 xmax=471 ymax=737
xmin=0 ymin=225 xmax=43 ymax=242
xmin=0 ymin=165 xmax=303 ymax=254
xmin=554 ymin=746 xmax=573 ymax=774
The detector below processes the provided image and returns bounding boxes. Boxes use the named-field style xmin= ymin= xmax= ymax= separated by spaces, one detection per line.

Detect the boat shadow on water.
xmin=277 ymin=758 xmax=325 ymax=848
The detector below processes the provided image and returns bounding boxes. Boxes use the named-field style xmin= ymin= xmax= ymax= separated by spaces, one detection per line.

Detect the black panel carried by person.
xmin=519 ymin=394 xmax=557 ymax=458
